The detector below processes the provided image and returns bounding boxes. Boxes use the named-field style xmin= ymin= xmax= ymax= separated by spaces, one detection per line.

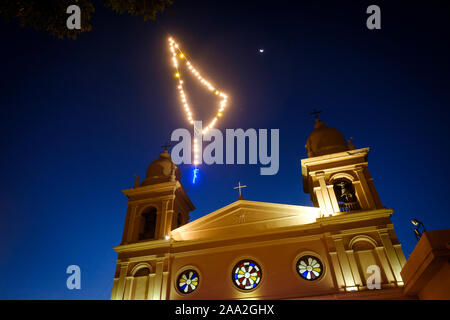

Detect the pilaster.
xmin=334 ymin=237 xmax=357 ymax=290
xmin=379 ymin=231 xmax=403 ymax=285
xmin=114 ymin=262 xmax=130 ymax=300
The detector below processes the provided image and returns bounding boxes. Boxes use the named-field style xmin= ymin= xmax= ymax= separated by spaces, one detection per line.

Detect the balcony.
xmin=339 ymin=201 xmax=360 ymax=212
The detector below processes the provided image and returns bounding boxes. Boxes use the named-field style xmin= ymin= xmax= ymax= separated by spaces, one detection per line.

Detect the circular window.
xmin=177 ymin=269 xmax=199 ymax=294
xmin=296 ymin=255 xmax=323 ymax=280
xmin=232 ymin=260 xmax=262 ymax=290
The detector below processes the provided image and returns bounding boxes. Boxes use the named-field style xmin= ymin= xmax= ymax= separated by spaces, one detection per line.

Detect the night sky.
xmin=1 ymin=0 xmax=449 ymax=299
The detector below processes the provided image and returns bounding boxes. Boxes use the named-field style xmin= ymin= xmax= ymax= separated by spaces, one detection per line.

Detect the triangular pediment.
xmin=171 ymin=200 xmax=320 ymax=241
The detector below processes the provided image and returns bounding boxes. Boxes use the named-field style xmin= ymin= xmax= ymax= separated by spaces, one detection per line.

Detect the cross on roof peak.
xmin=233 ymin=181 xmax=247 ymax=200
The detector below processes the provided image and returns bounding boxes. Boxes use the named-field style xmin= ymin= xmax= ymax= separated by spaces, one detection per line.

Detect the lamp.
xmin=411 ymin=218 xmax=426 ymax=241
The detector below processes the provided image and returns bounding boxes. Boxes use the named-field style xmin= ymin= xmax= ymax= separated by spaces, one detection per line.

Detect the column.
xmin=157 ymin=199 xmax=174 ymax=239
xmin=352 ymin=181 xmax=368 ymax=209
xmin=152 ymin=260 xmax=164 ymax=300
xmin=327 ymin=185 xmax=341 ymax=214
xmin=314 ymin=187 xmax=327 ymax=217
xmin=334 ymin=237 xmax=357 ymax=290
xmin=126 ymin=206 xmax=138 ymax=243
xmin=355 ymin=166 xmax=376 ymax=209
xmin=110 ymin=278 xmax=118 ymax=300
xmin=347 ymin=250 xmax=363 ymax=287
xmin=394 ymin=244 xmax=407 ymax=268
xmin=114 ymin=262 xmax=130 ymax=300
xmin=161 ymin=271 xmax=169 ymax=300
xmin=375 ymin=247 xmax=396 ymax=284
xmin=121 ymin=206 xmax=131 ymax=244
xmin=316 ymin=172 xmax=334 ymax=216
xmin=123 ymin=276 xmax=134 ymax=300
xmin=329 ymin=252 xmax=346 ymax=291
xmin=146 ymin=274 xmax=155 ymax=300
xmin=379 ymin=231 xmax=403 ymax=285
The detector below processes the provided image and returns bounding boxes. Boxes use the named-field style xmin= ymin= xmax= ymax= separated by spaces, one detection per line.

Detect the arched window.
xmin=333 ymin=179 xmax=360 ymax=212
xmin=134 ymin=267 xmax=151 ymax=277
xmin=138 ymin=207 xmax=157 ymax=240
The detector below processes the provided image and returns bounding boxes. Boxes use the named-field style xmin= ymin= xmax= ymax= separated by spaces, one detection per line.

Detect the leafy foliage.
xmin=105 ymin=0 xmax=173 ymax=21
xmin=0 ymin=0 xmax=172 ymax=39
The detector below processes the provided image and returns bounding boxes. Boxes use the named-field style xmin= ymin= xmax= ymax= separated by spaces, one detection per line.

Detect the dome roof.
xmin=140 ymin=150 xmax=181 ymax=186
xmin=305 ymin=118 xmax=349 ymax=157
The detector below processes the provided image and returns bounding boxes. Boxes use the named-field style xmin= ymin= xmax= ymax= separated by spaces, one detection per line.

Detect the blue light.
xmin=192 ymin=168 xmax=199 ymax=184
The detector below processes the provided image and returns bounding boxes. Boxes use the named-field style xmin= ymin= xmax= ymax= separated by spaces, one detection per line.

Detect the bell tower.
xmin=301 ymin=117 xmax=406 ymax=292
xmin=120 ymin=149 xmax=195 ymax=243
xmin=111 ymin=149 xmax=195 ymax=300
xmin=302 ymin=117 xmax=383 ymax=217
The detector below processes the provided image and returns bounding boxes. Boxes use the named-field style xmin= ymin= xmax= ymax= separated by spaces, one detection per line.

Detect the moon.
xmin=259 ymin=48 xmax=264 ymax=53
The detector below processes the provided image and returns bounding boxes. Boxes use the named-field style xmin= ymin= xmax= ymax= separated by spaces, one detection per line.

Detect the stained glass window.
xmin=232 ymin=260 xmax=262 ymax=290
xmin=177 ymin=269 xmax=199 ymax=294
xmin=296 ymin=255 xmax=323 ymax=280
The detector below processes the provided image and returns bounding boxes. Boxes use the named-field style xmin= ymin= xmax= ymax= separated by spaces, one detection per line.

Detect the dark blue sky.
xmin=1 ymin=0 xmax=449 ymax=299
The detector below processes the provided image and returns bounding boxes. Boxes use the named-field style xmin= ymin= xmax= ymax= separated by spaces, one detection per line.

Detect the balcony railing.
xmin=339 ymin=201 xmax=360 ymax=212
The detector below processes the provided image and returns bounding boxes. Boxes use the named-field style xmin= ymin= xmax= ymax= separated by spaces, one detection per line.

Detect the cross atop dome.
xmin=310 ymin=108 xmax=323 ymax=119
xmin=161 ymin=141 xmax=172 ymax=152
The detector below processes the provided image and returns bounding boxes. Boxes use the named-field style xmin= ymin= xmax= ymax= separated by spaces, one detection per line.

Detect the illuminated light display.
xmin=192 ymin=168 xmax=199 ymax=184
xmin=168 ymin=37 xmax=229 ymax=176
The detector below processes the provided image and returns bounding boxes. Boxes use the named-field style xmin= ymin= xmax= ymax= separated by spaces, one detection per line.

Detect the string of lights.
xmin=168 ymin=37 xmax=229 ymax=168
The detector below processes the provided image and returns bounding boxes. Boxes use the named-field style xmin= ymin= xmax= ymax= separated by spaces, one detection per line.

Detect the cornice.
xmin=113 ymin=238 xmax=171 ymax=253
xmin=122 ymin=181 xmax=179 ymax=198
xmin=316 ymin=209 xmax=393 ymax=225
xmin=113 ymin=208 xmax=394 ymax=254
xmin=301 ymin=147 xmax=370 ymax=168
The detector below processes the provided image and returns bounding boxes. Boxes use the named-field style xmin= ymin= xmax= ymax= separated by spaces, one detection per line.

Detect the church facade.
xmin=110 ymin=118 xmax=411 ymax=300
